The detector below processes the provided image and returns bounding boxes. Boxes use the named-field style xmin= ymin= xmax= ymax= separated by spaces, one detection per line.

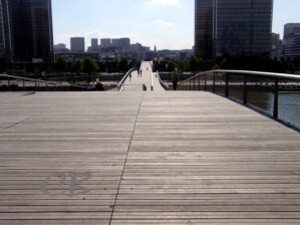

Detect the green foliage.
xmin=189 ymin=56 xmax=205 ymax=72
xmin=83 ymin=57 xmax=99 ymax=75
xmin=118 ymin=57 xmax=129 ymax=72
xmin=216 ymin=55 xmax=290 ymax=73
xmin=167 ymin=60 xmax=177 ymax=72
xmin=34 ymin=65 xmax=40 ymax=76
xmin=177 ymin=60 xmax=187 ymax=72
xmin=212 ymin=64 xmax=220 ymax=70
xmin=71 ymin=60 xmax=83 ymax=74
xmin=56 ymin=57 xmax=67 ymax=73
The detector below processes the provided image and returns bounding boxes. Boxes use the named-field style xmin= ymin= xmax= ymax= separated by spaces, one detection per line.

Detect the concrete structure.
xmin=283 ymin=23 xmax=300 ymax=58
xmin=195 ymin=0 xmax=273 ymax=59
xmin=101 ymin=38 xmax=111 ymax=47
xmin=119 ymin=38 xmax=130 ymax=51
xmin=88 ymin=38 xmax=99 ymax=53
xmin=284 ymin=23 xmax=300 ymax=38
xmin=70 ymin=37 xmax=85 ymax=53
xmin=271 ymin=33 xmax=282 ymax=59
xmin=0 ymin=0 xmax=54 ymax=63
xmin=91 ymin=38 xmax=98 ymax=48
xmin=54 ymin=43 xmax=69 ymax=53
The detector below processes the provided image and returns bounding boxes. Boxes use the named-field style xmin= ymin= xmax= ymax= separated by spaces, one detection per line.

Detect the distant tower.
xmin=91 ymin=38 xmax=98 ymax=48
xmin=70 ymin=37 xmax=85 ymax=52
xmin=0 ymin=0 xmax=54 ymax=63
xmin=154 ymin=45 xmax=157 ymax=53
xmin=195 ymin=0 xmax=273 ymax=59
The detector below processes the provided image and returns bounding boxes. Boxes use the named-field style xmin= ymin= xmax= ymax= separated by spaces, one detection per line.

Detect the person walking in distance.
xmin=171 ymin=68 xmax=179 ymax=91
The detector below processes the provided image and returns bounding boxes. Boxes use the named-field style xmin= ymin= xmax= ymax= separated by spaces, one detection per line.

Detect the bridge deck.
xmin=0 ymin=90 xmax=299 ymax=225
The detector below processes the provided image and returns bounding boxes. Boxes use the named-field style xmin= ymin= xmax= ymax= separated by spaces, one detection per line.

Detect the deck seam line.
xmin=109 ymin=93 xmax=145 ymax=225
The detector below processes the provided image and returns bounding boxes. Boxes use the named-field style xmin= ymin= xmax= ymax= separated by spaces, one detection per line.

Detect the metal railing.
xmin=116 ymin=68 xmax=137 ymax=91
xmin=157 ymin=72 xmax=170 ymax=90
xmin=0 ymin=74 xmax=86 ymax=92
xmin=178 ymin=70 xmax=300 ymax=130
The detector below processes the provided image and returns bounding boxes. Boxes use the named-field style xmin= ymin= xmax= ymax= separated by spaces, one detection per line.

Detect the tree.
xmin=83 ymin=57 xmax=99 ymax=81
xmin=71 ymin=60 xmax=83 ymax=75
xmin=212 ymin=64 xmax=220 ymax=70
xmin=118 ymin=57 xmax=129 ymax=72
xmin=189 ymin=56 xmax=205 ymax=72
xmin=83 ymin=57 xmax=99 ymax=75
xmin=167 ymin=60 xmax=177 ymax=72
xmin=178 ymin=60 xmax=187 ymax=72
xmin=56 ymin=57 xmax=67 ymax=73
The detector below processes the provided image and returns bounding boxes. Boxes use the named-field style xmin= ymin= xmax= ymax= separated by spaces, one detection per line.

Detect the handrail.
xmin=182 ymin=69 xmax=300 ymax=83
xmin=117 ymin=67 xmax=137 ymax=91
xmin=178 ymin=69 xmax=300 ymax=131
xmin=157 ymin=72 xmax=169 ymax=90
xmin=0 ymin=74 xmax=62 ymax=85
xmin=0 ymin=73 xmax=86 ymax=90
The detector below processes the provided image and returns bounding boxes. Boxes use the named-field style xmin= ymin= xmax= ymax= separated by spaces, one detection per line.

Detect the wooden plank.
xmin=1 ymin=69 xmax=300 ymax=224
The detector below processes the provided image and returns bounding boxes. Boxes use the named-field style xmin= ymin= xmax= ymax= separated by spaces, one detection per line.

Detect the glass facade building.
xmin=283 ymin=24 xmax=300 ymax=58
xmin=195 ymin=0 xmax=273 ymax=59
xmin=195 ymin=0 xmax=214 ymax=59
xmin=0 ymin=0 xmax=5 ymax=58
xmin=0 ymin=0 xmax=53 ymax=63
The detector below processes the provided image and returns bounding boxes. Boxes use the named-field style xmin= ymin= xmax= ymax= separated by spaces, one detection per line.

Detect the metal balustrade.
xmin=178 ymin=70 xmax=300 ymax=130
xmin=0 ymin=74 xmax=86 ymax=92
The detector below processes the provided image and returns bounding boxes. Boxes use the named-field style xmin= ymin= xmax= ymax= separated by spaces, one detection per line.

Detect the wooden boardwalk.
xmin=0 ymin=72 xmax=300 ymax=224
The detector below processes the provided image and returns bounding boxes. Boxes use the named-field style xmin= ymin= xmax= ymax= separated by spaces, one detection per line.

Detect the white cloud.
xmin=152 ymin=19 xmax=174 ymax=28
xmin=146 ymin=0 xmax=179 ymax=6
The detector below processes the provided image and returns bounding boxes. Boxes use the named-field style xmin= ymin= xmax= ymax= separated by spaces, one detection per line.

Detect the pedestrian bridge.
xmin=0 ymin=61 xmax=299 ymax=224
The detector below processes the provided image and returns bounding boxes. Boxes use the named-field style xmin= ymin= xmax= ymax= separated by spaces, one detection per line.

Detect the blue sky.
xmin=52 ymin=0 xmax=300 ymax=50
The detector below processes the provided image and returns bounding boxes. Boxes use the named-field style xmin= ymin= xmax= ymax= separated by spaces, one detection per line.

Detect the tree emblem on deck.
xmin=42 ymin=172 xmax=92 ymax=197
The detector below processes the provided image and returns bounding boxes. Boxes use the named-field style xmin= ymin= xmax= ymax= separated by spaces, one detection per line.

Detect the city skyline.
xmin=53 ymin=0 xmax=300 ymax=51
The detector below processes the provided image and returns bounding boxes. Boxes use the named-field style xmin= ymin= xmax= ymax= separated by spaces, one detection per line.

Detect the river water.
xmin=229 ymin=91 xmax=300 ymax=130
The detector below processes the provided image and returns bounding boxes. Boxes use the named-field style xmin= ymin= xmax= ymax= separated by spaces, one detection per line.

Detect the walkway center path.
xmin=0 ymin=66 xmax=299 ymax=224
xmin=123 ymin=61 xmax=165 ymax=92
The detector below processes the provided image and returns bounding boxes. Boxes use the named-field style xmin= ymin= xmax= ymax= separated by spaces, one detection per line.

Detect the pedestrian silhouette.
xmin=171 ymin=68 xmax=179 ymax=91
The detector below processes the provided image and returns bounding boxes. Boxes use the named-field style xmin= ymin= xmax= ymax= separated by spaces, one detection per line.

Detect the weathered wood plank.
xmin=0 ymin=70 xmax=299 ymax=224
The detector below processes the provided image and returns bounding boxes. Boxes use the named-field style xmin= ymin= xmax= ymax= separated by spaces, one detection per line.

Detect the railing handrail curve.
xmin=0 ymin=73 xmax=86 ymax=89
xmin=157 ymin=72 xmax=169 ymax=90
xmin=182 ymin=69 xmax=300 ymax=83
xmin=117 ymin=67 xmax=137 ymax=91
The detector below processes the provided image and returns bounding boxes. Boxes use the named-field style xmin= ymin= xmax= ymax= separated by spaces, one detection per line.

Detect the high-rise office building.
xmin=0 ymin=0 xmax=53 ymax=63
xmin=284 ymin=23 xmax=300 ymax=39
xmin=70 ymin=37 xmax=85 ymax=52
xmin=101 ymin=38 xmax=111 ymax=47
xmin=0 ymin=0 xmax=5 ymax=58
xmin=195 ymin=0 xmax=273 ymax=60
xmin=283 ymin=23 xmax=300 ymax=58
xmin=91 ymin=38 xmax=98 ymax=48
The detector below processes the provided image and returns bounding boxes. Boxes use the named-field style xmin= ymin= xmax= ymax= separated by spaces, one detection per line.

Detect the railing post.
xmin=193 ymin=78 xmax=196 ymax=91
xmin=225 ymin=73 xmax=229 ymax=97
xmin=204 ymin=75 xmax=207 ymax=91
xmin=198 ymin=76 xmax=201 ymax=90
xmin=243 ymin=75 xmax=248 ymax=105
xmin=35 ymin=81 xmax=37 ymax=91
xmin=8 ymin=79 xmax=11 ymax=92
xmin=213 ymin=73 xmax=216 ymax=93
xmin=23 ymin=80 xmax=25 ymax=91
xmin=273 ymin=78 xmax=279 ymax=119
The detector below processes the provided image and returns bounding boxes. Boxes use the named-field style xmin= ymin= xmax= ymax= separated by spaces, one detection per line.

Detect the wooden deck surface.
xmin=1 ymin=59 xmax=300 ymax=225
xmin=0 ymin=89 xmax=299 ymax=224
